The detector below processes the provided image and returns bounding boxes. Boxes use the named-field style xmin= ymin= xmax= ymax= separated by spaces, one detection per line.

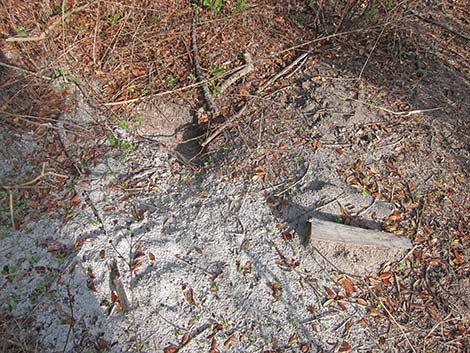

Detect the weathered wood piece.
xmin=109 ymin=258 xmax=130 ymax=312
xmin=308 ymin=218 xmax=412 ymax=249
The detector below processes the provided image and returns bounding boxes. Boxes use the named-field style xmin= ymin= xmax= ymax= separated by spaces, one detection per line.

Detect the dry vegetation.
xmin=0 ymin=0 xmax=469 ymax=352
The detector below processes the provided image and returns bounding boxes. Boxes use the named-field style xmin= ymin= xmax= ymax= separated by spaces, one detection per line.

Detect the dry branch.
xmin=219 ymin=52 xmax=254 ymax=94
xmin=191 ymin=13 xmax=218 ymax=116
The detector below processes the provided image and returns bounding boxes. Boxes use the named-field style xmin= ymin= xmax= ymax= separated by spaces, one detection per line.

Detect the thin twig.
xmin=357 ymin=20 xmax=387 ymax=82
xmin=314 ymin=193 xmax=348 ymax=211
xmin=258 ymin=50 xmax=311 ymax=93
xmin=274 ymin=163 xmax=310 ymax=197
xmin=336 ymin=93 xmax=442 ymax=116
xmin=191 ymin=13 xmax=218 ymax=116
xmin=62 ymin=286 xmax=75 ymax=353
xmin=9 ymin=192 xmax=15 ymax=230
xmin=109 ymin=258 xmax=131 ymax=312
xmin=219 ymin=52 xmax=254 ymax=94
xmin=354 ymin=197 xmax=377 ymax=217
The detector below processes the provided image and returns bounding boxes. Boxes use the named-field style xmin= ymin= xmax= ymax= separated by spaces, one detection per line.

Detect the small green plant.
xmin=52 ymin=3 xmax=61 ymax=15
xmin=107 ymin=135 xmax=117 ymax=146
xmin=107 ymin=12 xmax=122 ymax=25
xmin=335 ymin=216 xmax=343 ymax=224
xmin=203 ymin=0 xmax=223 ymax=14
xmin=206 ymin=65 xmax=225 ymax=94
xmin=15 ymin=27 xmax=27 ymax=37
xmin=235 ymin=0 xmax=247 ymax=12
xmin=166 ymin=75 xmax=175 ymax=87
xmin=291 ymin=14 xmax=302 ymax=28
xmin=360 ymin=186 xmax=368 ymax=197
xmin=118 ymin=119 xmax=128 ymax=130
xmin=211 ymin=65 xmax=225 ymax=76
xmin=395 ymin=260 xmax=406 ymax=271
xmin=134 ymin=115 xmax=144 ymax=125
xmin=118 ymin=139 xmax=135 ymax=151
xmin=365 ymin=1 xmax=377 ymax=21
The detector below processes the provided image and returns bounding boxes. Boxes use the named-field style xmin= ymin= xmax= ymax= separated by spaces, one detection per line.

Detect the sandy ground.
xmin=1 ymin=55 xmax=466 ymax=352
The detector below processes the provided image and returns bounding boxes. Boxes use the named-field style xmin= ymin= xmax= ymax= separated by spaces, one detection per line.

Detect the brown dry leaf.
xmin=288 ymin=333 xmax=298 ymax=345
xmin=281 ymin=231 xmax=293 ymax=241
xmin=194 ymin=191 xmax=207 ymax=199
xmin=99 ymin=249 xmax=105 ymax=259
xmin=102 ymin=204 xmax=116 ymax=212
xmin=324 ymin=286 xmax=337 ymax=298
xmin=148 ymin=252 xmax=156 ymax=261
xmin=252 ymin=168 xmax=266 ymax=182
xmin=223 ymin=335 xmax=236 ymax=347
xmin=300 ymin=343 xmax=310 ymax=352
xmin=311 ymin=140 xmax=321 ymax=150
xmin=306 ymin=305 xmax=316 ymax=313
xmin=87 ymin=269 xmax=97 ymax=292
xmin=96 ymin=338 xmax=109 ymax=350
xmin=71 ymin=193 xmax=80 ymax=204
xmin=338 ymin=277 xmax=355 ymax=297
xmin=182 ymin=284 xmax=197 ymax=306
xmin=241 ymin=239 xmax=250 ymax=250
xmin=194 ymin=246 xmax=203 ymax=254
xmin=335 ymin=147 xmax=344 ymax=155
xmin=354 ymin=159 xmax=363 ymax=169
xmin=388 ymin=211 xmax=402 ymax=222
xmin=163 ymin=344 xmax=179 ymax=353
xmin=379 ymin=272 xmax=392 ymax=280
xmin=384 ymin=224 xmax=397 ymax=232
xmin=429 ymin=258 xmax=442 ymax=265
xmin=181 ymin=333 xmax=190 ymax=345
xmin=453 ymin=250 xmax=465 ymax=265
xmin=267 ymin=282 xmax=282 ymax=291
xmin=338 ymin=301 xmax=347 ymax=311
xmin=338 ymin=341 xmax=351 ymax=352
xmin=210 ymin=338 xmax=217 ymax=350
xmin=130 ymin=262 xmax=143 ymax=274
xmin=111 ymin=291 xmax=119 ymax=303
xmin=323 ymin=298 xmax=335 ymax=307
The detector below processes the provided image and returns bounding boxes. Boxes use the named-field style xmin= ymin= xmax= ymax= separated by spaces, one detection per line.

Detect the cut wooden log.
xmin=308 ymin=218 xmax=412 ymax=249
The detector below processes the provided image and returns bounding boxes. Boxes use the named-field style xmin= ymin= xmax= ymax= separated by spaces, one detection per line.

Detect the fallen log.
xmin=308 ymin=218 xmax=412 ymax=249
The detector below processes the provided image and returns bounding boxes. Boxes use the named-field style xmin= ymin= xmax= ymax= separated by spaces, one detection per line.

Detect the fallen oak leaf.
xmin=452 ymin=250 xmax=465 ymax=265
xmin=338 ymin=277 xmax=355 ymax=297
xmin=181 ymin=333 xmax=190 ymax=345
xmin=130 ymin=262 xmax=143 ymax=274
xmin=338 ymin=341 xmax=351 ymax=352
xmin=223 ymin=335 xmax=236 ymax=347
xmin=96 ymin=338 xmax=109 ymax=350
xmin=288 ymin=333 xmax=298 ymax=345
xmin=324 ymin=286 xmax=337 ymax=298
xmin=163 ymin=344 xmax=179 ymax=353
